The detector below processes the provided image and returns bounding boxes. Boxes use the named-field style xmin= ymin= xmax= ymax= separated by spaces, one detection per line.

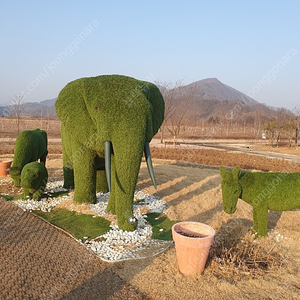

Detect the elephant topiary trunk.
xmin=55 ymin=75 xmax=165 ymax=231
xmin=220 ymin=166 xmax=300 ymax=236
xmin=10 ymin=129 xmax=48 ymax=187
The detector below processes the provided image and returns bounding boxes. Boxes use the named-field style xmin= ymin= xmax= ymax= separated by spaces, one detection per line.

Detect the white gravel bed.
xmin=84 ymin=220 xmax=171 ymax=262
xmin=90 ymin=189 xmax=167 ymax=216
xmin=86 ymin=192 xmax=171 ymax=262
xmin=11 ymin=180 xmax=172 ymax=262
xmin=12 ymin=180 xmax=71 ymax=212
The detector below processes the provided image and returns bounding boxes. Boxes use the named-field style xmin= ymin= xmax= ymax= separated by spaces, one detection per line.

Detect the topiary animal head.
xmin=21 ymin=162 xmax=48 ymax=190
xmin=219 ymin=166 xmax=242 ymax=214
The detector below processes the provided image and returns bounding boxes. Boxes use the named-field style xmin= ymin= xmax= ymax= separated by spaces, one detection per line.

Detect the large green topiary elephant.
xmin=55 ymin=75 xmax=165 ymax=231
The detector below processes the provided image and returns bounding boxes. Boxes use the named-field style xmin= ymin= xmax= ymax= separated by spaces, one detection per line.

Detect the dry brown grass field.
xmin=1 ymin=118 xmax=300 ymax=299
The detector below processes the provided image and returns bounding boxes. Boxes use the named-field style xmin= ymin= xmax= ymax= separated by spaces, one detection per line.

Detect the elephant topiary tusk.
xmin=104 ymin=141 xmax=112 ymax=192
xmin=144 ymin=142 xmax=157 ymax=189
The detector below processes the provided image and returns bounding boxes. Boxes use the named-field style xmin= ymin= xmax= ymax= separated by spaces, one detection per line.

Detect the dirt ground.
xmin=1 ymin=140 xmax=300 ymax=299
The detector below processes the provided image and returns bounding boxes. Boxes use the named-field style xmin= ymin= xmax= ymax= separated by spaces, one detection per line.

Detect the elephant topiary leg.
xmin=110 ymin=144 xmax=143 ymax=231
xmin=23 ymin=188 xmax=43 ymax=201
xmin=252 ymin=208 xmax=259 ymax=233
xmin=33 ymin=189 xmax=43 ymax=201
xmin=95 ymin=154 xmax=109 ymax=193
xmin=96 ymin=169 xmax=109 ymax=193
xmin=22 ymin=188 xmax=30 ymax=200
xmin=73 ymin=150 xmax=97 ymax=204
xmin=61 ymin=124 xmax=77 ymax=189
xmin=40 ymin=151 xmax=48 ymax=165
xmin=63 ymin=166 xmax=74 ymax=189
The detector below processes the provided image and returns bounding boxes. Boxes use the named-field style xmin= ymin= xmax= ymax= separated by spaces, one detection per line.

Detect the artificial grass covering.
xmin=147 ymin=213 xmax=178 ymax=241
xmin=1 ymin=190 xmax=69 ymax=201
xmin=33 ymin=208 xmax=111 ymax=240
xmin=0 ymin=194 xmax=23 ymax=201
xmin=3 ymin=186 xmax=176 ymax=241
xmin=33 ymin=209 xmax=177 ymax=241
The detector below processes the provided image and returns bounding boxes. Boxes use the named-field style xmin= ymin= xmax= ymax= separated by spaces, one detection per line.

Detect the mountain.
xmin=39 ymin=98 xmax=57 ymax=107
xmin=21 ymin=98 xmax=57 ymax=118
xmin=160 ymin=78 xmax=291 ymax=125
xmin=0 ymin=106 xmax=10 ymax=116
xmin=0 ymin=98 xmax=57 ymax=118
xmin=183 ymin=78 xmax=257 ymax=105
xmin=0 ymin=79 xmax=289 ymax=123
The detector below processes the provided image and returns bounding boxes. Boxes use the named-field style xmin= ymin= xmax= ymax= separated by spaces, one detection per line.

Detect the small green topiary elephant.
xmin=10 ymin=129 xmax=48 ymax=187
xmin=21 ymin=162 xmax=48 ymax=201
xmin=55 ymin=75 xmax=165 ymax=231
xmin=220 ymin=166 xmax=300 ymax=236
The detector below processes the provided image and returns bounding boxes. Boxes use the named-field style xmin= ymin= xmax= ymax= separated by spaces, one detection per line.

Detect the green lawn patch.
xmin=34 ymin=208 xmax=111 ymax=240
xmin=147 ymin=212 xmax=178 ymax=241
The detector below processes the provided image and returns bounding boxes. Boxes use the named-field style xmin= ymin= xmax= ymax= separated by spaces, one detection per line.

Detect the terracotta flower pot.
xmin=172 ymin=221 xmax=215 ymax=275
xmin=0 ymin=161 xmax=12 ymax=176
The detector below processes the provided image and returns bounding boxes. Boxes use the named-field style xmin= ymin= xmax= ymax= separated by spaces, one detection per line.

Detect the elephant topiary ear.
xmin=232 ymin=166 xmax=241 ymax=181
xmin=141 ymin=81 xmax=165 ymax=136
xmin=219 ymin=166 xmax=227 ymax=179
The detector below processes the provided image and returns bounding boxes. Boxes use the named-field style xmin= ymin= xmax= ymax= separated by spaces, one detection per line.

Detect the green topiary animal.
xmin=21 ymin=162 xmax=48 ymax=201
xmin=55 ymin=75 xmax=165 ymax=231
xmin=10 ymin=129 xmax=48 ymax=187
xmin=220 ymin=166 xmax=300 ymax=236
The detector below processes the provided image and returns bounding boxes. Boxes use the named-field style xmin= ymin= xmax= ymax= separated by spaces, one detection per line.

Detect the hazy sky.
xmin=1 ymin=0 xmax=299 ymax=110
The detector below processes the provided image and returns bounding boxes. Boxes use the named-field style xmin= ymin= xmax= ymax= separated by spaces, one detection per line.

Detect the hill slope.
xmin=183 ymin=78 xmax=257 ymax=104
xmin=160 ymin=78 xmax=288 ymax=125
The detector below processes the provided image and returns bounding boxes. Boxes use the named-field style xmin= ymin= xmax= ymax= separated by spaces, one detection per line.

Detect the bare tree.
xmin=6 ymin=94 xmax=28 ymax=134
xmin=253 ymin=111 xmax=264 ymax=138
xmin=156 ymin=80 xmax=196 ymax=147
xmin=283 ymin=119 xmax=296 ymax=148
xmin=275 ymin=108 xmax=296 ymax=146
xmin=293 ymin=106 xmax=300 ymax=147
xmin=155 ymin=80 xmax=180 ymax=144
xmin=265 ymin=121 xmax=279 ymax=147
